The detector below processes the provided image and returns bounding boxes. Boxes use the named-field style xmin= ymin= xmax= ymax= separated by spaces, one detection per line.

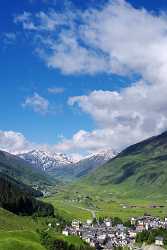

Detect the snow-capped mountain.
xmin=72 ymin=149 xmax=116 ymax=178
xmin=82 ymin=149 xmax=115 ymax=163
xmin=18 ymin=148 xmax=116 ymax=181
xmin=18 ymin=149 xmax=75 ymax=171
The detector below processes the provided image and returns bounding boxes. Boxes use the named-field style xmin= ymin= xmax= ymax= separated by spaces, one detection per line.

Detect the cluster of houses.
xmin=62 ymin=216 xmax=167 ymax=250
xmin=131 ymin=216 xmax=167 ymax=232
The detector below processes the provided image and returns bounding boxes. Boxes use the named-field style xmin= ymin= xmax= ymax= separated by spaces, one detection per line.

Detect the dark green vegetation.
xmin=136 ymin=228 xmax=167 ymax=245
xmin=83 ymin=131 xmax=167 ymax=198
xmin=0 ymin=172 xmax=43 ymax=197
xmin=0 ymin=172 xmax=54 ymax=216
xmin=0 ymin=150 xmax=53 ymax=186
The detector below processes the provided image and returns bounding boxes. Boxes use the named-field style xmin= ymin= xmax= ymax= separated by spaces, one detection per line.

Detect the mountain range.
xmin=18 ymin=149 xmax=76 ymax=171
xmin=18 ymin=149 xmax=115 ymax=181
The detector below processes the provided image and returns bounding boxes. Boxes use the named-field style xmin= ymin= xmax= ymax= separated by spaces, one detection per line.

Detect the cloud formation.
xmin=15 ymin=0 xmax=167 ymax=79
xmin=14 ymin=0 xmax=167 ymax=153
xmin=22 ymin=92 xmax=49 ymax=114
xmin=67 ymin=81 xmax=167 ymax=152
xmin=0 ymin=131 xmax=32 ymax=154
xmin=0 ymin=130 xmax=84 ymax=162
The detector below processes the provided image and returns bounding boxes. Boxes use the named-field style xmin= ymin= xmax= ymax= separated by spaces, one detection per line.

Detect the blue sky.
xmin=1 ymin=0 xmax=167 ymax=157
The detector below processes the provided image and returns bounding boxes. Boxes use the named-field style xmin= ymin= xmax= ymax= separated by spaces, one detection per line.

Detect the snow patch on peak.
xmin=84 ymin=148 xmax=116 ymax=161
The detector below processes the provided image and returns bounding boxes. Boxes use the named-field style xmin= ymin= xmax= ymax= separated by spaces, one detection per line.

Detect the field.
xmin=44 ymin=183 xmax=167 ymax=221
xmin=0 ymin=231 xmax=45 ymax=250
xmin=0 ymin=208 xmax=47 ymax=231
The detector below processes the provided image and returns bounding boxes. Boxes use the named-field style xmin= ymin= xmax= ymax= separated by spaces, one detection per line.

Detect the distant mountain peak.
xmin=18 ymin=149 xmax=75 ymax=171
xmin=89 ymin=148 xmax=116 ymax=158
xmin=82 ymin=148 xmax=116 ymax=162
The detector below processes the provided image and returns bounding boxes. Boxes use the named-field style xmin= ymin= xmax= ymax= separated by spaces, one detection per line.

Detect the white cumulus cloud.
xmin=0 ymin=131 xmax=33 ymax=154
xmin=15 ymin=0 xmax=167 ymax=79
xmin=66 ymin=81 xmax=167 ymax=152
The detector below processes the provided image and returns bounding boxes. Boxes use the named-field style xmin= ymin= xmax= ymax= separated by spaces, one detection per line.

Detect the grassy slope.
xmin=0 ymin=231 xmax=46 ymax=250
xmin=0 ymin=208 xmax=47 ymax=250
xmin=44 ymin=196 xmax=92 ymax=221
xmin=0 ymin=229 xmax=92 ymax=250
xmin=0 ymin=208 xmax=90 ymax=250
xmin=0 ymin=208 xmax=47 ymax=231
xmin=82 ymin=131 xmax=167 ymax=198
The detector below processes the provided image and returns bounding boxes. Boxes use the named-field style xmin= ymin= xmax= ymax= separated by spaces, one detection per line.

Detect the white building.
xmin=86 ymin=219 xmax=93 ymax=225
xmin=62 ymin=230 xmax=69 ymax=236
xmin=155 ymin=236 xmax=164 ymax=246
xmin=72 ymin=220 xmax=81 ymax=229
xmin=105 ymin=221 xmax=111 ymax=227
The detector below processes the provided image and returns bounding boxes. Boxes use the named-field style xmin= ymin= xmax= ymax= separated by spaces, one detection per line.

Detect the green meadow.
xmin=44 ymin=183 xmax=167 ymax=221
xmin=0 ymin=208 xmax=47 ymax=250
xmin=0 ymin=231 xmax=45 ymax=250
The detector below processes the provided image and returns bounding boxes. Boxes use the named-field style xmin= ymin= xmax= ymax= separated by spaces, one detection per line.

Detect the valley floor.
xmin=44 ymin=184 xmax=167 ymax=221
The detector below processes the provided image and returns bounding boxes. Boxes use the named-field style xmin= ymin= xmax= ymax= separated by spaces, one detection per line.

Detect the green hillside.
xmin=0 ymin=150 xmax=53 ymax=186
xmin=83 ymin=131 xmax=167 ymax=198
xmin=0 ymin=208 xmax=48 ymax=250
xmin=0 ymin=208 xmax=93 ymax=250
xmin=0 ymin=231 xmax=46 ymax=250
xmin=0 ymin=208 xmax=43 ymax=231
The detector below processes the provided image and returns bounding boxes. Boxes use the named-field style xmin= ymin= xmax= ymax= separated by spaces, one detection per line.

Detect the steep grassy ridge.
xmin=84 ymin=131 xmax=167 ymax=197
